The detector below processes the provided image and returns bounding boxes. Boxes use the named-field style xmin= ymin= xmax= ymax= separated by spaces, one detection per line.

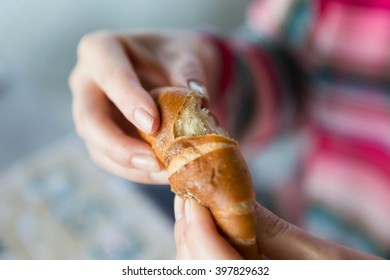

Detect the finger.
xmin=174 ymin=196 xmax=192 ymax=259
xmin=254 ymin=202 xmax=381 ymax=260
xmin=77 ymin=32 xmax=159 ymax=134
xmin=174 ymin=195 xmax=185 ymax=221
xmin=87 ymin=144 xmax=169 ymax=185
xmin=70 ymin=73 xmax=162 ymax=172
xmin=181 ymin=198 xmax=242 ymax=259
xmin=174 ymin=218 xmax=192 ymax=259
xmin=158 ymin=42 xmax=209 ymax=99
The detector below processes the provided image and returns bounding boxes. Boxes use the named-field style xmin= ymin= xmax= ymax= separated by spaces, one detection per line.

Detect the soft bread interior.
xmin=174 ymin=93 xmax=226 ymax=137
xmin=168 ymin=93 xmax=231 ymax=175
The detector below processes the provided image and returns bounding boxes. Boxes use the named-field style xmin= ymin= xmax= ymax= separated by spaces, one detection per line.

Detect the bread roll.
xmin=139 ymin=87 xmax=258 ymax=259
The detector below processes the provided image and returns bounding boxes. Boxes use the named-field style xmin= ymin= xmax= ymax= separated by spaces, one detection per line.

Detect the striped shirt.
xmin=206 ymin=0 xmax=390 ymax=258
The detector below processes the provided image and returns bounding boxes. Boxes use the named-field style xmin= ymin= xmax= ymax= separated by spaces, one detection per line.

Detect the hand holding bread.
xmin=69 ymin=31 xmax=218 ymax=185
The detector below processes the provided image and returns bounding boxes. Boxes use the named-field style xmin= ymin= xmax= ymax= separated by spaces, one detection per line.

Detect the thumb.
xmin=174 ymin=197 xmax=242 ymax=259
xmin=254 ymin=202 xmax=381 ymax=260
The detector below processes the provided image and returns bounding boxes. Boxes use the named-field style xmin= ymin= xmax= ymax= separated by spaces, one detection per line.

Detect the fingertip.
xmin=188 ymin=79 xmax=209 ymax=100
xmin=150 ymin=108 xmax=160 ymax=134
xmin=161 ymin=52 xmax=209 ymax=100
xmin=186 ymin=198 xmax=215 ymax=231
xmin=131 ymin=93 xmax=160 ymax=134
xmin=148 ymin=170 xmax=169 ymax=183
xmin=132 ymin=108 xmax=153 ymax=134
xmin=184 ymin=199 xmax=242 ymax=259
xmin=98 ymin=71 xmax=160 ymax=135
xmin=130 ymin=153 xmax=161 ymax=172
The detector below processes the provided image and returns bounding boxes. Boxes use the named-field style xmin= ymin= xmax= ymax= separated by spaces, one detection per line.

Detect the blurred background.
xmin=0 ymin=0 xmax=251 ymax=259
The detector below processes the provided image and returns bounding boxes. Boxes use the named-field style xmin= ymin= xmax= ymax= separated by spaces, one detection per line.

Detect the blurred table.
xmin=0 ymin=134 xmax=175 ymax=259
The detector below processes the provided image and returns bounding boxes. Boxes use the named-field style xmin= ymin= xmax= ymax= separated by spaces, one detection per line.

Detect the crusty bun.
xmin=139 ymin=87 xmax=258 ymax=259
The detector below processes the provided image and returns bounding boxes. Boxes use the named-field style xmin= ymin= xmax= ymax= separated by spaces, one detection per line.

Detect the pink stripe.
xmin=309 ymin=86 xmax=390 ymax=146
xmin=319 ymin=0 xmax=390 ymax=12
xmin=320 ymin=92 xmax=390 ymax=119
xmin=311 ymin=0 xmax=390 ymax=79
xmin=315 ymin=129 xmax=390 ymax=183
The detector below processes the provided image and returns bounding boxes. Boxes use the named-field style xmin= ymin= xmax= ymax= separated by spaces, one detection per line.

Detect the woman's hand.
xmin=69 ymin=30 xmax=219 ymax=184
xmin=174 ymin=196 xmax=381 ymax=259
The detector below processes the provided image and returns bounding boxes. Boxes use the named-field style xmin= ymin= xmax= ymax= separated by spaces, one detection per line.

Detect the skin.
xmin=69 ymin=30 xmax=219 ymax=184
xmin=174 ymin=196 xmax=382 ymax=260
xmin=69 ymin=30 xmax=382 ymax=259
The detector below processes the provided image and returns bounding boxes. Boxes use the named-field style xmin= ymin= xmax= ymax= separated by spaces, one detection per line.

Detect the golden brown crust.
xmin=169 ymin=147 xmax=254 ymax=207
xmin=138 ymin=87 xmax=258 ymax=259
xmin=168 ymin=147 xmax=258 ymax=258
xmin=164 ymin=134 xmax=236 ymax=167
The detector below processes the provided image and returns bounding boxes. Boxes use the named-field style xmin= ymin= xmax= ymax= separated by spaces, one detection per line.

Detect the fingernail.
xmin=185 ymin=198 xmax=191 ymax=224
xmin=133 ymin=108 xmax=154 ymax=133
xmin=188 ymin=80 xmax=209 ymax=98
xmin=131 ymin=154 xmax=160 ymax=172
xmin=149 ymin=170 xmax=169 ymax=183
xmin=174 ymin=196 xmax=185 ymax=221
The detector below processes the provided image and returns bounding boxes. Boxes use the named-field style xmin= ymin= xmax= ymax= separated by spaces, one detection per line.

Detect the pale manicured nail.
xmin=149 ymin=170 xmax=169 ymax=183
xmin=174 ymin=196 xmax=185 ymax=221
xmin=133 ymin=108 xmax=154 ymax=133
xmin=185 ymin=198 xmax=191 ymax=224
xmin=188 ymin=80 xmax=209 ymax=98
xmin=131 ymin=154 xmax=160 ymax=172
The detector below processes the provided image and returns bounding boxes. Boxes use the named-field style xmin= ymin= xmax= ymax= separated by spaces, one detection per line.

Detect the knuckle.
xmin=88 ymin=150 xmax=99 ymax=164
xmin=87 ymin=147 xmax=100 ymax=165
xmin=179 ymin=60 xmax=199 ymax=75
xmin=77 ymin=30 xmax=114 ymax=57
xmin=73 ymin=106 xmax=102 ymax=141
xmin=263 ymin=214 xmax=291 ymax=239
xmin=171 ymin=55 xmax=204 ymax=80
xmin=89 ymin=152 xmax=107 ymax=173
xmin=72 ymin=98 xmax=88 ymax=139
xmin=68 ymin=68 xmax=79 ymax=91
xmin=72 ymin=109 xmax=86 ymax=138
xmin=77 ymin=34 xmax=95 ymax=57
xmin=74 ymin=121 xmax=85 ymax=139
xmin=107 ymin=131 xmax=130 ymax=164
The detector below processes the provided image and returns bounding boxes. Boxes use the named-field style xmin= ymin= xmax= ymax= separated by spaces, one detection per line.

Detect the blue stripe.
xmin=306 ymin=203 xmax=386 ymax=258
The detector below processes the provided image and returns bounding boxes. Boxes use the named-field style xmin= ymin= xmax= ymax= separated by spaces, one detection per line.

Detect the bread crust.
xmin=139 ymin=87 xmax=258 ymax=259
